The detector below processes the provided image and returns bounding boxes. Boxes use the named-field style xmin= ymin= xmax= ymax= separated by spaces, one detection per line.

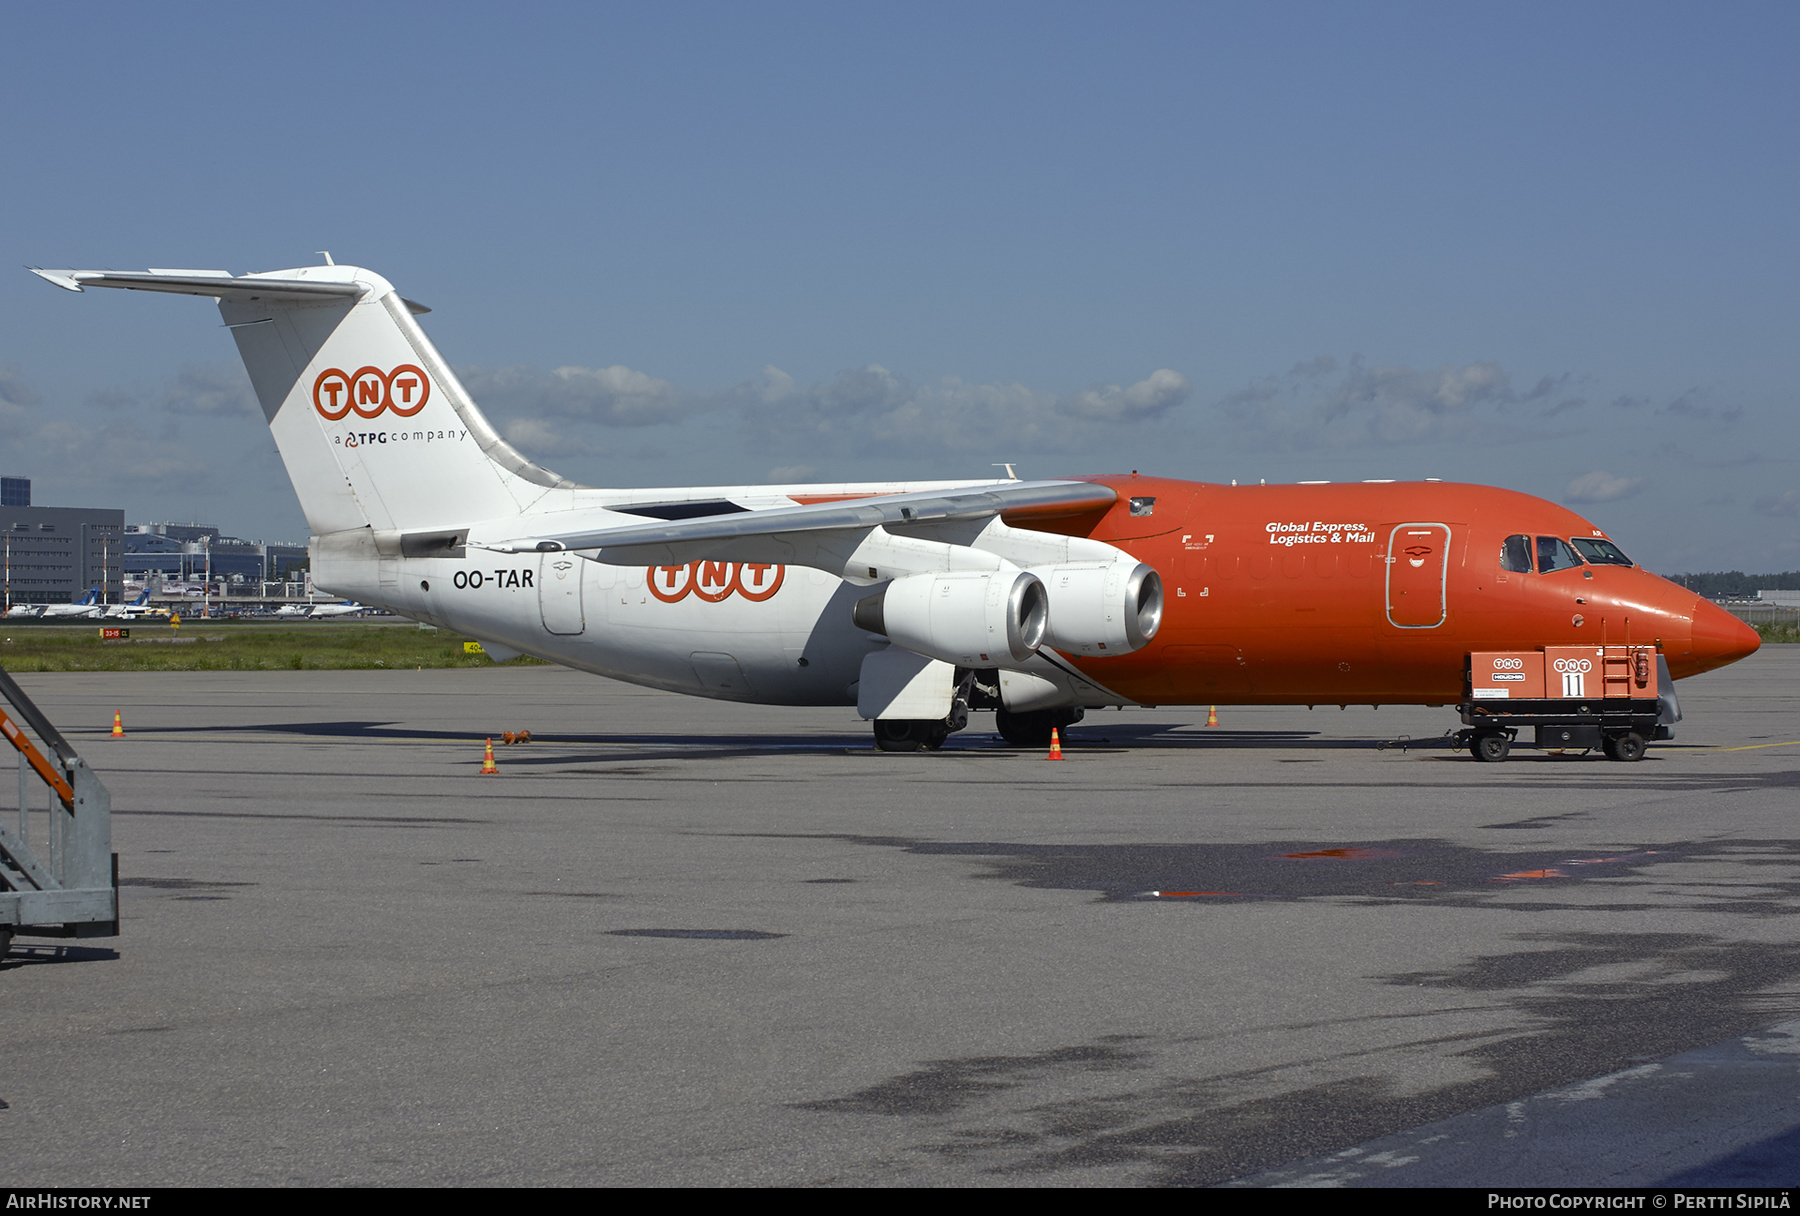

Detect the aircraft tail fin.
xmin=32 ymin=265 xmax=576 ymax=537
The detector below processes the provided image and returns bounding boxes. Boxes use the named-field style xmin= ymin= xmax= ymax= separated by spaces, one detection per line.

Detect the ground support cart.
xmin=0 ymin=665 xmax=118 ymax=960
xmin=1454 ymin=646 xmax=1680 ymax=763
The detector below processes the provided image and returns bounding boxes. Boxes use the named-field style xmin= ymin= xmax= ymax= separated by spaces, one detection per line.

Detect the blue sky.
xmin=2 ymin=2 xmax=1796 ymax=572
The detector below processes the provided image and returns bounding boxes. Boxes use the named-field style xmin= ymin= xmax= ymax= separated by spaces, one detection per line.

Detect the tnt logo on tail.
xmin=313 ymin=365 xmax=431 ymax=420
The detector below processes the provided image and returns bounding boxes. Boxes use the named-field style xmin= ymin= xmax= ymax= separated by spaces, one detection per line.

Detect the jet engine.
xmin=1031 ymin=561 xmax=1163 ymax=656
xmin=853 ymin=570 xmax=1048 ymax=666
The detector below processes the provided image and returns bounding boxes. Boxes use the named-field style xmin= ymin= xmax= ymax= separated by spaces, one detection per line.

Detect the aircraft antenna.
xmin=992 ymin=463 xmax=1019 ymax=481
xmin=316 ymin=251 xmax=335 ymax=266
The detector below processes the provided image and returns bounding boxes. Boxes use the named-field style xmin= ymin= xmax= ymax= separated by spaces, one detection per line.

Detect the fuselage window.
xmin=1570 ymin=537 xmax=1633 ymax=566
xmin=1536 ymin=536 xmax=1583 ymax=574
xmin=1500 ymin=534 xmax=1532 ymax=573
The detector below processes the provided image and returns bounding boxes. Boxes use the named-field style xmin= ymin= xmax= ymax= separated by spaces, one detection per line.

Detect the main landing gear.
xmin=872 ymin=719 xmax=951 ymax=752
xmin=871 ymin=707 xmax=1086 ymax=752
xmin=869 ymin=669 xmax=1087 ymax=752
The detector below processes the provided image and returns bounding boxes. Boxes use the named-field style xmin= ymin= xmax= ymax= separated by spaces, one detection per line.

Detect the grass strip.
xmin=0 ymin=622 xmax=548 ymax=672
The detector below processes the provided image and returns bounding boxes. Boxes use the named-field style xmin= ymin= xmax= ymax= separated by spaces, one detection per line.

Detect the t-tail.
xmin=29 ymin=264 xmax=572 ymax=541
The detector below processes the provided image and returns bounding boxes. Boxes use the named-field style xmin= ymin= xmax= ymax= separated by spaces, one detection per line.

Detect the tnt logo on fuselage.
xmin=649 ymin=561 xmax=785 ymax=603
xmin=313 ymin=365 xmax=432 ymax=420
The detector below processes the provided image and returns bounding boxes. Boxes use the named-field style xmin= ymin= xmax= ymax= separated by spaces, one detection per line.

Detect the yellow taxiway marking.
xmin=1707 ymin=740 xmax=1800 ymax=752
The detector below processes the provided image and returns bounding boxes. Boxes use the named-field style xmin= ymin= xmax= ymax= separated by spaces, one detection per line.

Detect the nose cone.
xmin=1686 ymin=597 xmax=1761 ymax=675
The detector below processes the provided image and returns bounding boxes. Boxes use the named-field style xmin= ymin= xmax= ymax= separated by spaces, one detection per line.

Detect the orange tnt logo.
xmin=647 ymin=561 xmax=785 ymax=603
xmin=313 ymin=364 xmax=432 ymax=420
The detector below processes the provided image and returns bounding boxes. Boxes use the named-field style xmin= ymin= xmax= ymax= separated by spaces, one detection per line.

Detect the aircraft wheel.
xmin=873 ymin=720 xmax=936 ymax=752
xmin=1473 ymin=732 xmax=1510 ymax=763
xmin=995 ymin=709 xmax=1054 ymax=749
xmin=1608 ymin=732 xmax=1646 ymax=762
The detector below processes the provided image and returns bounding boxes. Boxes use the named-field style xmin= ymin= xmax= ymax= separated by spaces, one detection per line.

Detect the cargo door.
xmin=1386 ymin=523 xmax=1449 ymax=628
xmin=539 ymin=554 xmax=585 ymax=635
xmin=691 ymin=651 xmax=751 ymax=697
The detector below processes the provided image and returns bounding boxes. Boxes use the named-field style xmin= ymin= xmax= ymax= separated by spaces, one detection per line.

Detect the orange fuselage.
xmin=1040 ymin=476 xmax=1759 ymax=705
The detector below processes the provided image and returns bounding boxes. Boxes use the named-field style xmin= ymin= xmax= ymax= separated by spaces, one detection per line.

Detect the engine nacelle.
xmin=1031 ymin=561 xmax=1163 ymax=656
xmin=853 ymin=570 xmax=1048 ymax=666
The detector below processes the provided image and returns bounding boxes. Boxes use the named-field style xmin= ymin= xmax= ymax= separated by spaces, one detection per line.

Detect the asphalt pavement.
xmin=4 ymin=650 xmax=1799 ymax=1186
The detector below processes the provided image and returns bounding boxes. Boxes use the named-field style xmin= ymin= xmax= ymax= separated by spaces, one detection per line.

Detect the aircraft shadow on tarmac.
xmin=121 ymin=717 xmax=1455 ymax=753
xmin=781 ymin=833 xmax=1800 ymax=1186
xmin=759 ymin=832 xmax=1800 ymax=912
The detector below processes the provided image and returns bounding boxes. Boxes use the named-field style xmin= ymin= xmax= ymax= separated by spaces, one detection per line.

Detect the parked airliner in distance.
xmin=31 ymin=262 xmax=1760 ymax=752
xmin=276 ymin=601 xmax=366 ymax=618
xmin=36 ymin=588 xmax=105 ymax=620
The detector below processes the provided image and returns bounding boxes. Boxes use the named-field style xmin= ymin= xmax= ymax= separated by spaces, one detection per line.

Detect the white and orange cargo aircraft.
xmin=31 ymin=262 xmax=1760 ymax=751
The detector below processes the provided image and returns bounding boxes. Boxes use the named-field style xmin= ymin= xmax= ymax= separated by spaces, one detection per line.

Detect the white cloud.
xmin=0 ymin=362 xmax=40 ymax=416
xmin=503 ymin=417 xmax=604 ymax=458
xmin=1057 ymin=369 xmax=1190 ymax=422
xmin=1755 ymin=490 xmax=1800 ymax=518
xmin=161 ymin=363 xmax=259 ymax=417
xmin=1222 ymin=356 xmax=1521 ymax=450
xmin=1565 ymin=470 xmax=1646 ymax=504
xmin=459 ymin=363 xmax=687 ymax=426
xmin=736 ymin=363 xmax=1187 ymax=458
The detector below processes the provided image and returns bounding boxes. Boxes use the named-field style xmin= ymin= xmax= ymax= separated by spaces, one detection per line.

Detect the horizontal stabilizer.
xmin=28 ymin=268 xmax=364 ymax=302
xmin=472 ymin=480 xmax=1117 ymax=555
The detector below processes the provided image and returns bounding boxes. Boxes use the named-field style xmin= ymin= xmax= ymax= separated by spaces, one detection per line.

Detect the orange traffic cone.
xmin=1047 ymin=727 xmax=1064 ymax=761
xmin=1205 ymin=705 xmax=1218 ymax=727
xmin=111 ymin=711 xmax=125 ymax=738
xmin=478 ymin=738 xmax=499 ymax=775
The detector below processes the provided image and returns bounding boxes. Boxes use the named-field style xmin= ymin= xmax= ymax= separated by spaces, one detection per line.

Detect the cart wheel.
xmin=0 ymin=928 xmax=11 ymax=962
xmin=1473 ymin=732 xmax=1510 ymax=763
xmin=1609 ymin=732 xmax=1646 ymax=762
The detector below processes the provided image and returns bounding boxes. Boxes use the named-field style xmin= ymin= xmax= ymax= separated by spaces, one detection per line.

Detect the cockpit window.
xmin=1500 ymin=534 xmax=1532 ymax=573
xmin=1536 ymin=536 xmax=1583 ymax=573
xmin=1570 ymin=537 xmax=1633 ymax=566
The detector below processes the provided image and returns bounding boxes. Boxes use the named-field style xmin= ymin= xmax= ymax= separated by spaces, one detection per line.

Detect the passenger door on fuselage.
xmin=1385 ymin=523 xmax=1451 ymax=628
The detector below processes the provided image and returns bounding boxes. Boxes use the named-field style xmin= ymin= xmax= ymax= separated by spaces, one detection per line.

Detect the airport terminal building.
xmin=122 ymin=523 xmax=308 ymax=585
xmin=0 ymin=479 xmax=126 ymax=607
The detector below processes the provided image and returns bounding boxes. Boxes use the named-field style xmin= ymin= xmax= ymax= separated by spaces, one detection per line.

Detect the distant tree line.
xmin=1662 ymin=571 xmax=1800 ymax=598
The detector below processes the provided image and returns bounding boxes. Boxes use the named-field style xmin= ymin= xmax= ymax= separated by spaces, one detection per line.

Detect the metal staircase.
xmin=0 ymin=666 xmax=117 ymax=960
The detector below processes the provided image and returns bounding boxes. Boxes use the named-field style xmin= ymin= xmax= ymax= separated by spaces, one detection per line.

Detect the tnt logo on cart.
xmin=1553 ymin=656 xmax=1592 ymax=697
